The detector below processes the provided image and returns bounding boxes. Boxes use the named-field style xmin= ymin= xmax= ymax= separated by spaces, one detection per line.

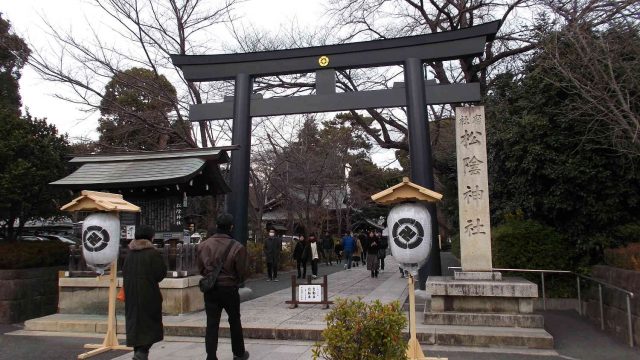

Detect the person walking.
xmin=197 ymin=214 xmax=250 ymax=360
xmin=334 ymin=240 xmax=343 ymax=265
xmin=366 ymin=231 xmax=380 ymax=278
xmin=359 ymin=232 xmax=370 ymax=263
xmin=292 ymin=235 xmax=306 ymax=279
xmin=309 ymin=234 xmax=320 ymax=278
xmin=377 ymin=232 xmax=388 ymax=272
xmin=352 ymin=235 xmax=363 ymax=267
xmin=122 ymin=225 xmax=166 ymax=360
xmin=263 ymin=230 xmax=282 ymax=282
xmin=300 ymin=235 xmax=312 ymax=279
xmin=341 ymin=231 xmax=355 ymax=269
xmin=321 ymin=231 xmax=334 ymax=265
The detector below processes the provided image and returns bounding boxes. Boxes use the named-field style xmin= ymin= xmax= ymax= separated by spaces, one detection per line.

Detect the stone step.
xmin=26 ymin=313 xmax=554 ymax=349
xmin=424 ymin=311 xmax=545 ymax=328
xmin=415 ymin=323 xmax=554 ymax=349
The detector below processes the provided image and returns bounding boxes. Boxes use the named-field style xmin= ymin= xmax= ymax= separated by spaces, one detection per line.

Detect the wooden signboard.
xmin=286 ymin=275 xmax=333 ymax=309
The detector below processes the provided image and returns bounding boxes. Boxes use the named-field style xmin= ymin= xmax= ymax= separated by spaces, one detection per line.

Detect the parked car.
xmin=19 ymin=234 xmax=79 ymax=245
xmin=41 ymin=234 xmax=80 ymax=245
xmin=18 ymin=235 xmax=49 ymax=242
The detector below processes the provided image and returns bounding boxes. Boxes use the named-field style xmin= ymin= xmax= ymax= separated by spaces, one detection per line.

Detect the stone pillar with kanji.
xmin=422 ymin=107 xmax=551 ymax=348
xmin=455 ymin=106 xmax=497 ymax=279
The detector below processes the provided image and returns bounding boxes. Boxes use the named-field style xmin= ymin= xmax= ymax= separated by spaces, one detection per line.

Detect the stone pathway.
xmin=25 ymin=257 xmax=407 ymax=341
xmin=157 ymin=257 xmax=406 ymax=340
xmin=110 ymin=337 xmax=316 ymax=360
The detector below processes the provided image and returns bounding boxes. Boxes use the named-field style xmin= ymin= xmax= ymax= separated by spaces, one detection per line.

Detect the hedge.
xmin=0 ymin=241 xmax=69 ymax=269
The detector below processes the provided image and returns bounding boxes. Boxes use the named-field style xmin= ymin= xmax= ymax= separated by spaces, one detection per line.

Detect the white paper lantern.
xmin=387 ymin=202 xmax=432 ymax=275
xmin=82 ymin=213 xmax=120 ymax=274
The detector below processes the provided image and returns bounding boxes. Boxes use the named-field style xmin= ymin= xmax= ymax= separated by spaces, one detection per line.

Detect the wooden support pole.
xmin=77 ymin=261 xmax=132 ymax=359
xmin=406 ymin=274 xmax=446 ymax=360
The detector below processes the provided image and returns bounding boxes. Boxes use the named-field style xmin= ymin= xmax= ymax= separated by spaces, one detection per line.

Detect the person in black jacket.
xmin=377 ymin=232 xmax=388 ymax=271
xmin=321 ymin=231 xmax=334 ymax=265
xmin=292 ymin=235 xmax=307 ymax=279
xmin=366 ymin=231 xmax=380 ymax=278
xmin=122 ymin=225 xmax=166 ymax=360
xmin=263 ymin=230 xmax=282 ymax=282
xmin=334 ymin=241 xmax=343 ymax=264
xmin=359 ymin=232 xmax=370 ymax=263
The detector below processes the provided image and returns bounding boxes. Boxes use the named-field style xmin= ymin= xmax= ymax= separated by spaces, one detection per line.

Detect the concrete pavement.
xmin=25 ymin=257 xmax=407 ymax=341
xmin=7 ymin=253 xmax=640 ymax=359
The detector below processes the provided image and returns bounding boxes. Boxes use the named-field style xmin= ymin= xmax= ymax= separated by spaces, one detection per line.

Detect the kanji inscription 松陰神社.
xmin=456 ymin=106 xmax=493 ymax=271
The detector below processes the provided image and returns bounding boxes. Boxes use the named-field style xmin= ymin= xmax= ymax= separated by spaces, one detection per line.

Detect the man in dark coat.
xmin=197 ymin=213 xmax=250 ymax=360
xmin=122 ymin=225 xmax=167 ymax=360
xmin=292 ymin=235 xmax=306 ymax=279
xmin=359 ymin=232 xmax=370 ymax=263
xmin=321 ymin=231 xmax=334 ymax=265
xmin=263 ymin=230 xmax=282 ymax=282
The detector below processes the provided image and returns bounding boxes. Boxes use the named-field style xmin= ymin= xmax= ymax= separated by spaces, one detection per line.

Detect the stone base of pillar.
xmin=423 ymin=275 xmax=554 ymax=349
xmin=426 ymin=275 xmax=537 ymax=314
xmin=453 ymin=271 xmax=502 ymax=281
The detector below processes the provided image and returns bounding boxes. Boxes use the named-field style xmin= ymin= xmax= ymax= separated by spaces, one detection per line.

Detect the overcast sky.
xmin=2 ymin=0 xmax=401 ymax=168
xmin=1 ymin=0 xmax=326 ymax=138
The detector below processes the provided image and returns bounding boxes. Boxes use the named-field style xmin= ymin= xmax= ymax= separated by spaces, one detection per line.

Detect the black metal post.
xmin=404 ymin=57 xmax=442 ymax=289
xmin=199 ymin=121 xmax=208 ymax=147
xmin=227 ymin=73 xmax=252 ymax=245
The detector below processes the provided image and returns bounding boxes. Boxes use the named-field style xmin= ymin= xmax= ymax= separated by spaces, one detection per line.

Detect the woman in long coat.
xmin=366 ymin=231 xmax=380 ymax=278
xmin=122 ymin=225 xmax=167 ymax=360
xmin=352 ymin=236 xmax=363 ymax=267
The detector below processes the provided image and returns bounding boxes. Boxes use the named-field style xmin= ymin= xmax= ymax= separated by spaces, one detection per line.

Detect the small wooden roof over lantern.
xmin=61 ymin=190 xmax=141 ymax=213
xmin=371 ymin=177 xmax=443 ymax=205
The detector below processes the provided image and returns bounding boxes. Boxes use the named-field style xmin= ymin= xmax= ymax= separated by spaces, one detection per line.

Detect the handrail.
xmin=447 ymin=266 xmax=635 ymax=347
xmin=578 ymin=274 xmax=635 ymax=297
xmin=447 ymin=266 xmax=634 ymax=297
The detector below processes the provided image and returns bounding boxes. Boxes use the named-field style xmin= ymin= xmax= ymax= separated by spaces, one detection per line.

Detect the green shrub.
xmin=246 ymin=241 xmax=264 ymax=275
xmin=450 ymin=233 xmax=460 ymax=259
xmin=313 ymin=298 xmax=407 ymax=360
xmin=279 ymin=246 xmax=294 ymax=269
xmin=492 ymin=218 xmax=572 ymax=270
xmin=0 ymin=241 xmax=69 ymax=269
xmin=604 ymin=243 xmax=640 ymax=271
xmin=612 ymin=222 xmax=640 ymax=246
xmin=492 ymin=218 xmax=576 ymax=297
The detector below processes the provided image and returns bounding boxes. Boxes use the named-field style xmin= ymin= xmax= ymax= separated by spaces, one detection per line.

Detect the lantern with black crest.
xmin=371 ymin=177 xmax=443 ymax=275
xmin=61 ymin=191 xmax=141 ymax=274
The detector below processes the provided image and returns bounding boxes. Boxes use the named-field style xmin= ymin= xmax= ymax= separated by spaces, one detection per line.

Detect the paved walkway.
xmin=12 ymin=254 xmax=640 ymax=360
xmin=25 ymin=257 xmax=407 ymax=341
xmin=103 ymin=308 xmax=640 ymax=360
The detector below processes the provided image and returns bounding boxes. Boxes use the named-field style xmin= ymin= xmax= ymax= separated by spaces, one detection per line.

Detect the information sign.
xmin=298 ymin=285 xmax=322 ymax=302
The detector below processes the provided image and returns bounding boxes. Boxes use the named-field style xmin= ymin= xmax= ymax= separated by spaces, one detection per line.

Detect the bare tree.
xmin=27 ymin=0 xmax=240 ymax=148
xmin=540 ymin=23 xmax=640 ymax=156
xmin=227 ymin=0 xmax=638 ymax=157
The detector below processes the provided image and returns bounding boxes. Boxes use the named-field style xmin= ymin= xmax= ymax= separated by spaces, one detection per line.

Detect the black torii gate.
xmin=171 ymin=20 xmax=500 ymax=284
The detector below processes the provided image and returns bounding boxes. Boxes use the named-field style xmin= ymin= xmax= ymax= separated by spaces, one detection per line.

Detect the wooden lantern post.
xmin=60 ymin=191 xmax=141 ymax=359
xmin=371 ymin=178 xmax=446 ymax=360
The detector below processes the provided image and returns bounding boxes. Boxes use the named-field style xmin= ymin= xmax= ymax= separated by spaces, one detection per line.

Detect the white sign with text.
xmin=298 ymin=285 xmax=322 ymax=302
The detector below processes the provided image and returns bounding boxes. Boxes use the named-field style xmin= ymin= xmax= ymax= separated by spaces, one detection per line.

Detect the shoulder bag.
xmin=199 ymin=239 xmax=235 ymax=293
